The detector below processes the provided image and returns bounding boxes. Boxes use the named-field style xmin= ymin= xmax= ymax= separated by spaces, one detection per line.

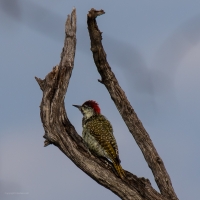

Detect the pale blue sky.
xmin=1 ymin=0 xmax=200 ymax=199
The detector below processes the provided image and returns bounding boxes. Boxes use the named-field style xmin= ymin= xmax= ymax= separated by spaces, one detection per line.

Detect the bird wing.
xmin=86 ymin=114 xmax=120 ymax=163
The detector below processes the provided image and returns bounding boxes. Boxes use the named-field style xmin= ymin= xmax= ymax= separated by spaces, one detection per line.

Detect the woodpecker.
xmin=73 ymin=100 xmax=125 ymax=178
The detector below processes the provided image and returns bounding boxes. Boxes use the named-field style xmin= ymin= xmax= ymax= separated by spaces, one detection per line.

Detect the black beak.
xmin=72 ymin=105 xmax=82 ymax=111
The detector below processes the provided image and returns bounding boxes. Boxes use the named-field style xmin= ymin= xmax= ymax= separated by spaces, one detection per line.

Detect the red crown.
xmin=82 ymin=100 xmax=101 ymax=114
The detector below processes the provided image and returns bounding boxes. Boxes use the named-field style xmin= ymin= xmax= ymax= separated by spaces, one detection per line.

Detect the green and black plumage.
xmin=73 ymin=100 xmax=125 ymax=178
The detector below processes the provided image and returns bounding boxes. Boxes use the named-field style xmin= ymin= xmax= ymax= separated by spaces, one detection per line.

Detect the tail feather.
xmin=113 ymin=162 xmax=125 ymax=179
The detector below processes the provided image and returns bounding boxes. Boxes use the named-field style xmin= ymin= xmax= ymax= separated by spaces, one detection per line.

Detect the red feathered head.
xmin=82 ymin=100 xmax=101 ymax=114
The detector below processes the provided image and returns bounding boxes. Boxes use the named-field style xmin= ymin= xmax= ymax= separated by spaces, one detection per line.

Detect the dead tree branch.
xmin=87 ymin=8 xmax=178 ymax=200
xmin=35 ymin=8 xmax=178 ymax=200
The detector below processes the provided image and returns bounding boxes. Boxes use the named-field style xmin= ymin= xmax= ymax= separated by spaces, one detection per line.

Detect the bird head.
xmin=73 ymin=100 xmax=101 ymax=119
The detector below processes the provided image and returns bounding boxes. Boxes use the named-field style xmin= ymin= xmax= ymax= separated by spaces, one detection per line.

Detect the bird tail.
xmin=113 ymin=162 xmax=125 ymax=179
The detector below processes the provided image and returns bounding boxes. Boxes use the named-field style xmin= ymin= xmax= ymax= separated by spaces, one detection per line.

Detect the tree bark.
xmin=35 ymin=8 xmax=178 ymax=200
xmin=87 ymin=8 xmax=178 ymax=200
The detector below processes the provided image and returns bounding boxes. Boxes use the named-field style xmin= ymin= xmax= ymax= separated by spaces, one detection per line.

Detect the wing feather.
xmin=85 ymin=114 xmax=119 ymax=163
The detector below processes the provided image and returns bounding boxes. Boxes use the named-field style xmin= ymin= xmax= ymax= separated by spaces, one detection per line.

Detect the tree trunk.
xmin=35 ymin=8 xmax=178 ymax=200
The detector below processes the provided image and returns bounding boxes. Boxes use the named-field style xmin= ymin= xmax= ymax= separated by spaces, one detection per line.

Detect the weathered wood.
xmin=35 ymin=8 xmax=178 ymax=200
xmin=87 ymin=8 xmax=178 ymax=200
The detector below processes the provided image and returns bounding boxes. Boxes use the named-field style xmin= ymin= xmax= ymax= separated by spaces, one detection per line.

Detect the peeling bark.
xmin=35 ymin=8 xmax=178 ymax=200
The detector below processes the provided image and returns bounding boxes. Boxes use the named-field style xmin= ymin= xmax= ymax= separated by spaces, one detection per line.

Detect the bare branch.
xmin=87 ymin=8 xmax=178 ymax=200
xmin=35 ymin=8 xmax=178 ymax=200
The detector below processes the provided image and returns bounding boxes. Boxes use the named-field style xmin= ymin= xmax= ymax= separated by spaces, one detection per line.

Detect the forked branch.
xmin=35 ymin=8 xmax=178 ymax=200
